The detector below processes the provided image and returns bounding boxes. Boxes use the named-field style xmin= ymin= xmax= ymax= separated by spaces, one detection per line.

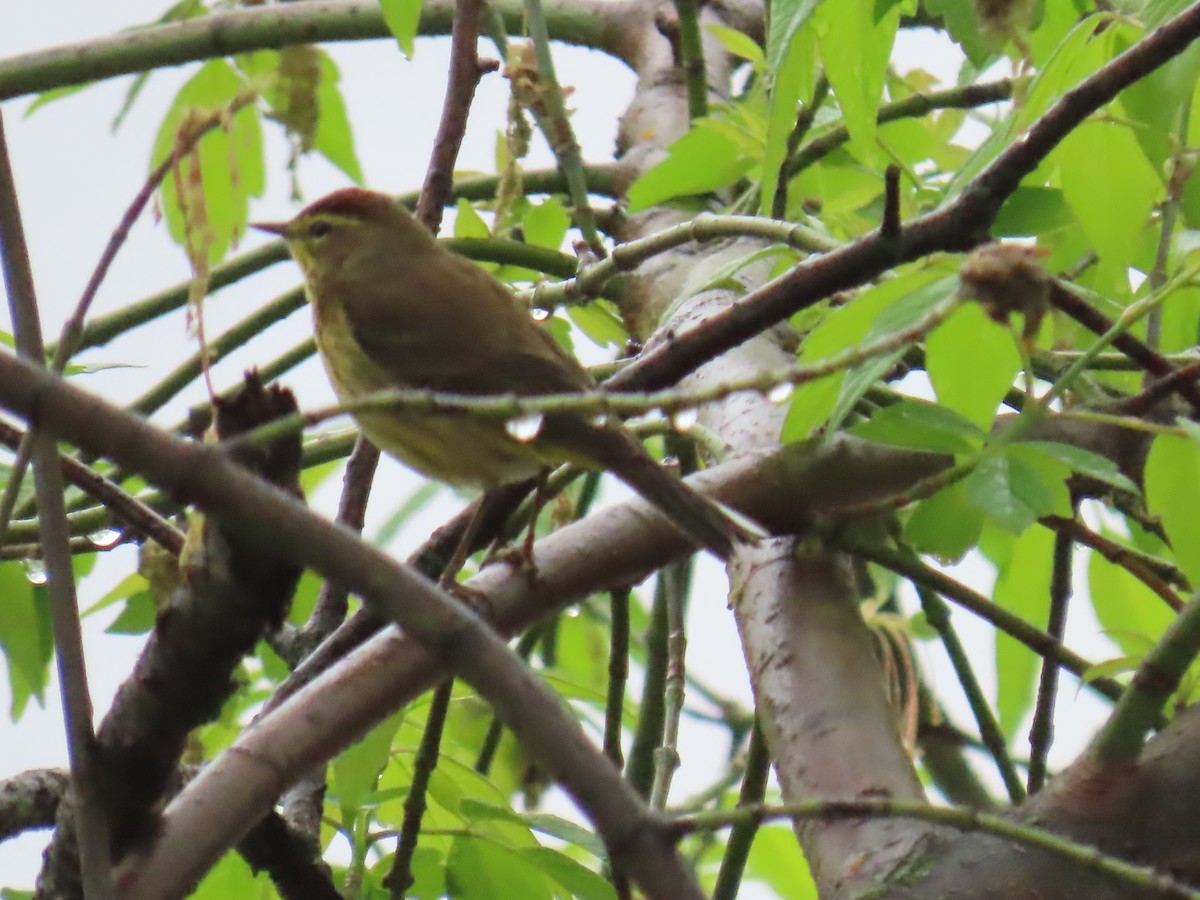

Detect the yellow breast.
xmin=312 ymin=301 xmax=560 ymax=487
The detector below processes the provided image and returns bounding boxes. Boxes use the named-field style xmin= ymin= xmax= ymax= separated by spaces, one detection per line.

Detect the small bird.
xmin=251 ymin=187 xmax=757 ymax=558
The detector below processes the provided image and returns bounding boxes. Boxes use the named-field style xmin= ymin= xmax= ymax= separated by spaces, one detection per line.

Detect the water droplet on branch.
xmin=506 ymin=412 xmax=545 ymax=443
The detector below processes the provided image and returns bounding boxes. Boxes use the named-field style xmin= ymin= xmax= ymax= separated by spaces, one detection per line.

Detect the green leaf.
xmin=152 ymin=59 xmax=265 ymax=266
xmin=379 ymin=0 xmax=423 ymax=58
xmin=522 ymin=198 xmax=570 ymax=250
xmin=313 ymin=52 xmax=364 ymax=183
xmin=815 ymin=0 xmax=899 ymax=165
xmin=447 ymin=835 xmax=553 ymax=900
xmin=105 ymin=591 xmax=157 ymax=635
xmin=851 ymin=399 xmax=984 ymax=454
xmin=923 ymin=0 xmax=992 ymax=65
xmin=518 ymin=847 xmax=616 ymax=900
xmin=24 ymin=83 xmax=89 ymax=118
xmin=1058 ymin=120 xmax=1161 ymax=271
xmin=993 ymin=187 xmax=1075 ymax=238
xmin=783 ymin=267 xmax=943 ymax=440
xmin=706 ymin=24 xmax=765 ymax=67
xmin=766 ymin=0 xmax=821 ymax=71
xmin=1145 ymin=434 xmax=1200 ymax=585
xmin=568 ymin=301 xmax=628 ymax=350
xmin=0 ymin=563 xmax=51 ymax=719
xmin=1088 ymin=543 xmax=1174 ymax=659
xmin=993 ymin=525 xmax=1054 ymax=737
xmin=743 ymin=825 xmax=818 ymax=898
xmin=905 ymin=481 xmax=984 ymax=563
xmin=1018 ymin=441 xmax=1139 ymax=495
xmin=761 ymin=27 xmax=816 ymax=215
xmin=191 ymin=851 xmax=263 ymax=899
xmin=626 ymin=123 xmax=755 ymax=211
xmin=332 ymin=709 xmax=403 ymax=814
xmin=963 ymin=452 xmax=1058 ymax=534
xmin=454 ymin=198 xmax=491 ymax=238
xmin=926 ymin=302 xmax=1020 ymax=431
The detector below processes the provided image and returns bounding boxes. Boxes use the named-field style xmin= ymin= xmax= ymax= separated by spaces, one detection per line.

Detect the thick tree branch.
xmin=0 ymin=0 xmax=633 ymax=103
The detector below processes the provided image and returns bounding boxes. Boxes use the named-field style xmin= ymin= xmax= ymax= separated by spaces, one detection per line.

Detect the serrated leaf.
xmin=783 ymin=268 xmax=943 ymax=440
xmin=379 ymin=0 xmax=423 ymax=58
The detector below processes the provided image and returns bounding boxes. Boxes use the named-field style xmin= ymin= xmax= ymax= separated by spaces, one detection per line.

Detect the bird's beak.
xmin=249 ymin=220 xmax=290 ymax=237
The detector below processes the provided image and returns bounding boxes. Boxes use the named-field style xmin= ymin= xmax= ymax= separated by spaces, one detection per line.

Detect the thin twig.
xmin=915 ymin=583 xmax=1024 ymax=803
xmin=415 ymin=0 xmax=494 ymax=232
xmin=604 ymin=587 xmax=631 ymax=768
xmin=0 ymin=110 xmax=112 ymax=899
xmin=711 ymin=722 xmax=770 ymax=900
xmin=385 ymin=680 xmax=454 ymax=898
xmin=1028 ymin=525 xmax=1074 ymax=792
xmin=669 ymin=0 xmax=709 ymax=120
xmin=649 ymin=559 xmax=691 ymax=810
xmin=672 ymin=800 xmax=1200 ymax=899
xmin=523 ymin=0 xmax=604 ymax=252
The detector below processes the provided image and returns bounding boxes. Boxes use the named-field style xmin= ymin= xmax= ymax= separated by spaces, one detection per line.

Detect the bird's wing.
xmin=339 ymin=247 xmax=593 ymax=397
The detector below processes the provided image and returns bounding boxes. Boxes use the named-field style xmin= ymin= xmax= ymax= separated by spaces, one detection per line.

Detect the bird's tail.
xmin=585 ymin=426 xmax=762 ymax=560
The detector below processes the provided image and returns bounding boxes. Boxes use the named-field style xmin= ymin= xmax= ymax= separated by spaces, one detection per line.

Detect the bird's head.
xmin=251 ymin=187 xmax=434 ymax=281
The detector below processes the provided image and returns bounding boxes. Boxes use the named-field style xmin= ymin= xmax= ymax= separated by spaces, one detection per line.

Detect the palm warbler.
xmin=251 ymin=188 xmax=755 ymax=557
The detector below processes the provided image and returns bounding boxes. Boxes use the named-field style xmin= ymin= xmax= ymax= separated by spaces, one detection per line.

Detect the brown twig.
xmin=1041 ymin=513 xmax=1185 ymax=609
xmin=0 ymin=111 xmax=113 ymax=900
xmin=415 ymin=0 xmax=494 ymax=233
xmin=881 ymin=164 xmax=902 ymax=238
xmin=0 ymin=418 xmax=183 ymax=555
xmin=1050 ymin=282 xmax=1200 ymax=415
xmin=608 ymin=7 xmax=1200 ymax=393
xmin=1028 ymin=524 xmax=1074 ymax=793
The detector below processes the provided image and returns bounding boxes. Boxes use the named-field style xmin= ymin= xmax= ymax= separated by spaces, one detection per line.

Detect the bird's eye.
xmin=307 ymin=220 xmax=333 ymax=239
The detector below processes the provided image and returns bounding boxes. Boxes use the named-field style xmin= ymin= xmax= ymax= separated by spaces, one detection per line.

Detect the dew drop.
xmin=505 ymin=412 xmax=545 ymax=443
xmin=89 ymin=528 xmax=122 ymax=549
xmin=671 ymin=408 xmax=699 ymax=432
xmin=590 ymin=413 xmax=610 ymax=428
xmin=530 ymin=307 xmax=552 ymax=322
xmin=24 ymin=559 xmax=47 ymax=585
xmin=768 ymin=382 xmax=795 ymax=404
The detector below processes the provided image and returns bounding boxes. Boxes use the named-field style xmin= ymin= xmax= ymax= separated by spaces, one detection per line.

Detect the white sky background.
xmin=0 ymin=4 xmax=1117 ymax=891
